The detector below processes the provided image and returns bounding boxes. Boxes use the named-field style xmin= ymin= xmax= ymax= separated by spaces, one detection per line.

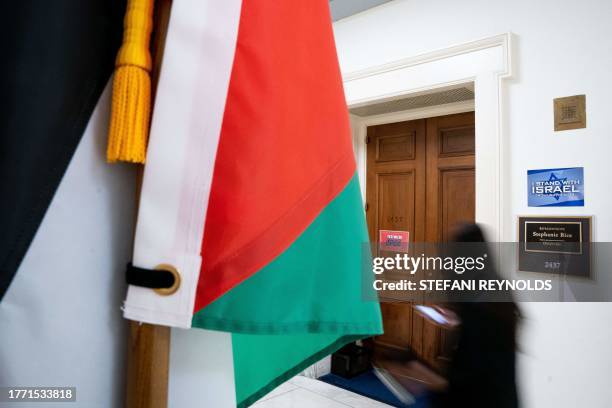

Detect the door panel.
xmin=366 ymin=119 xmax=426 ymax=244
xmin=439 ymin=125 xmax=475 ymax=157
xmin=440 ymin=168 xmax=475 ymax=242
xmin=425 ymin=112 xmax=476 ymax=243
xmin=377 ymin=303 xmax=413 ymax=350
xmin=376 ymin=132 xmax=416 ymax=162
xmin=377 ymin=172 xmax=415 ymax=234
xmin=424 ymin=112 xmax=475 ymax=372
xmin=366 ymin=119 xmax=425 ymax=359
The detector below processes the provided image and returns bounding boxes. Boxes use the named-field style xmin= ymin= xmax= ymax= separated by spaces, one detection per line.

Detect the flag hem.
xmin=235 ymin=333 xmax=379 ymax=408
xmin=193 ymin=316 xmax=382 ymax=335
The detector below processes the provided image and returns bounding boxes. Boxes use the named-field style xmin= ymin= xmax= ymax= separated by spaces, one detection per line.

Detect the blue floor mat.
xmin=319 ymin=370 xmax=417 ymax=407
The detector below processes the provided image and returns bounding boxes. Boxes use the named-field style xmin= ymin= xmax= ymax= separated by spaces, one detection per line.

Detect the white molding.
xmin=343 ymin=32 xmax=513 ymax=82
xmin=345 ymin=33 xmax=515 ymax=241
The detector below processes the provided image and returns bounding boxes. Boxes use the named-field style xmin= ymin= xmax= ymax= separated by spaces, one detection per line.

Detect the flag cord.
xmin=107 ymin=0 xmax=154 ymax=164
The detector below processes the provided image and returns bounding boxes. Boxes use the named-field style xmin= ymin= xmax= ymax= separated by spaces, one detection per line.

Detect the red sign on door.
xmin=379 ymin=230 xmax=410 ymax=252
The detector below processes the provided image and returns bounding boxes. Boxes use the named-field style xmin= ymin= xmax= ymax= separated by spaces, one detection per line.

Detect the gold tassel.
xmin=107 ymin=0 xmax=154 ymax=164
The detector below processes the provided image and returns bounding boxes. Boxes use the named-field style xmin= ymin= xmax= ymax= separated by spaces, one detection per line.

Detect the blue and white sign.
xmin=528 ymin=167 xmax=584 ymax=207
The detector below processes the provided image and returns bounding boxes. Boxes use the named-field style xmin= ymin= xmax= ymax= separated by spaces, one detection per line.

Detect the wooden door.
xmin=366 ymin=112 xmax=475 ymax=373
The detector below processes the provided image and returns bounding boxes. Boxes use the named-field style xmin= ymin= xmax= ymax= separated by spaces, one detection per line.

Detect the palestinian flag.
xmin=123 ymin=0 xmax=382 ymax=406
xmin=0 ymin=2 xmax=124 ymax=300
xmin=1 ymin=2 xmax=130 ymax=405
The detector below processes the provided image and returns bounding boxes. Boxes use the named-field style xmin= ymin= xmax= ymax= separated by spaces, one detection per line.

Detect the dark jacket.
xmin=433 ymin=224 xmax=519 ymax=408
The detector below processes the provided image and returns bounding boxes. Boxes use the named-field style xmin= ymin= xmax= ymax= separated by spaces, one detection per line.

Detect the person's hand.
xmin=414 ymin=304 xmax=461 ymax=328
xmin=433 ymin=306 xmax=460 ymax=328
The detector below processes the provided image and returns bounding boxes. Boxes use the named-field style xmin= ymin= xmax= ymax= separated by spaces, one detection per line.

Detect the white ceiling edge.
xmin=329 ymin=0 xmax=394 ymax=21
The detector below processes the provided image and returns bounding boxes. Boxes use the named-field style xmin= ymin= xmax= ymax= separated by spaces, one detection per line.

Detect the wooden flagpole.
xmin=125 ymin=1 xmax=173 ymax=407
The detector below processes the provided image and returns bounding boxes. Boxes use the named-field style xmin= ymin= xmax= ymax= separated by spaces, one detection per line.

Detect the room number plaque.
xmin=518 ymin=216 xmax=591 ymax=277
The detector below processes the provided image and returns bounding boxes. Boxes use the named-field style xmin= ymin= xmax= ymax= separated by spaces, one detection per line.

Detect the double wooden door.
xmin=365 ymin=112 xmax=475 ymax=372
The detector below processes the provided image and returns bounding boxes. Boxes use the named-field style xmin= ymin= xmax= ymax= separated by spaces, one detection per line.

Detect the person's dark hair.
xmin=453 ymin=223 xmax=488 ymax=243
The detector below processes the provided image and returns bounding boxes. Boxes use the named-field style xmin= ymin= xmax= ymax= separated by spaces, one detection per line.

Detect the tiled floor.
xmin=254 ymin=375 xmax=394 ymax=408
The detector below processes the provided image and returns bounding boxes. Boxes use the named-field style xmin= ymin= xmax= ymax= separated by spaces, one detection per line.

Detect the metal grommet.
xmin=154 ymin=264 xmax=181 ymax=296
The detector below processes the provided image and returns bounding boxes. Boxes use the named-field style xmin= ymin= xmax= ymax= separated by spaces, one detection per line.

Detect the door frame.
xmin=344 ymin=33 xmax=514 ymax=241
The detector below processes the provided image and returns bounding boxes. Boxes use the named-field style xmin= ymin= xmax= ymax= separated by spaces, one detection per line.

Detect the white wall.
xmin=334 ymin=1 xmax=612 ymax=407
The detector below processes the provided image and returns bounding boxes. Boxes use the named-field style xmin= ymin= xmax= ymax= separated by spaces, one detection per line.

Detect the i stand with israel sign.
xmin=527 ymin=167 xmax=584 ymax=207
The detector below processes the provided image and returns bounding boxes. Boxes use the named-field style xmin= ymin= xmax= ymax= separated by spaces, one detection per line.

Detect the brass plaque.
xmin=554 ymin=95 xmax=586 ymax=131
xmin=518 ymin=216 xmax=591 ymax=277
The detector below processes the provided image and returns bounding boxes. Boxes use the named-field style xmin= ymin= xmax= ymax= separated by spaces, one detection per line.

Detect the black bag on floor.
xmin=331 ymin=343 xmax=371 ymax=378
